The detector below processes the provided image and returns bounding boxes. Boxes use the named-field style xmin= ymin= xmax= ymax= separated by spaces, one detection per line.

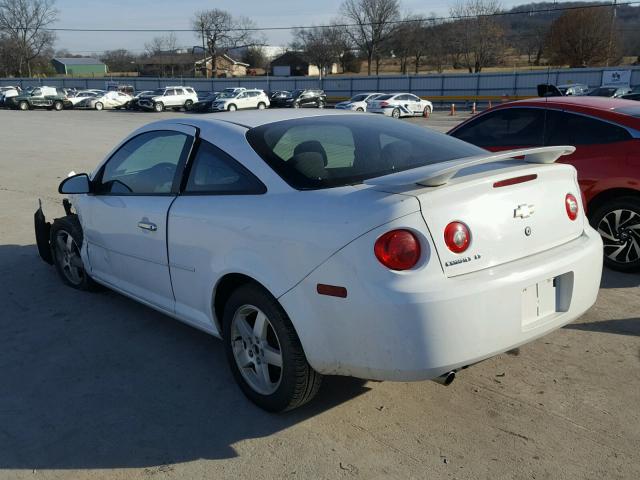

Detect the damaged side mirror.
xmin=59 ymin=173 xmax=91 ymax=194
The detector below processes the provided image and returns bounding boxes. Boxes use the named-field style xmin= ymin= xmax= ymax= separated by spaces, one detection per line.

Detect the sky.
xmin=54 ymin=0 xmax=567 ymax=54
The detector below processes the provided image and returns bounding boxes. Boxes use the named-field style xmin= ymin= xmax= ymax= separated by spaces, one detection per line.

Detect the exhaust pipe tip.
xmin=432 ymin=370 xmax=456 ymax=386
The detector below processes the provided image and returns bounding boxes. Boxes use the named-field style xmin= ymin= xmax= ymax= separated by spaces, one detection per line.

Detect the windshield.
xmin=374 ymin=94 xmax=394 ymax=101
xmin=218 ymin=92 xmax=237 ymax=99
xmin=588 ymin=87 xmax=618 ymax=97
xmin=350 ymin=94 xmax=369 ymax=102
xmin=152 ymin=89 xmax=165 ymax=95
xmin=246 ymin=115 xmax=483 ymax=190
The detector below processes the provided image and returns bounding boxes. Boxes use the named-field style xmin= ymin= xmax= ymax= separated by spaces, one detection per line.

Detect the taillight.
xmin=565 ymin=193 xmax=579 ymax=221
xmin=380 ymin=101 xmax=388 ymax=107
xmin=374 ymin=229 xmax=421 ymax=270
xmin=444 ymin=221 xmax=471 ymax=253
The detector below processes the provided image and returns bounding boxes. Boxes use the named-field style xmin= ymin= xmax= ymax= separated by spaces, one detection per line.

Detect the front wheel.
xmin=317 ymin=100 xmax=325 ymax=109
xmin=50 ymin=215 xmax=98 ymax=290
xmin=257 ymin=102 xmax=266 ymax=110
xmin=356 ymin=107 xmax=364 ymax=112
xmin=223 ymin=283 xmax=322 ymax=412
xmin=391 ymin=108 xmax=400 ymax=119
xmin=184 ymin=99 xmax=193 ymax=111
xmin=94 ymin=102 xmax=103 ymax=111
xmin=422 ymin=105 xmax=432 ymax=116
xmin=590 ymin=196 xmax=640 ymax=272
xmin=53 ymin=101 xmax=64 ymax=111
xmin=19 ymin=101 xmax=29 ymax=111
xmin=227 ymin=104 xmax=237 ymax=112
xmin=292 ymin=102 xmax=300 ymax=109
xmin=153 ymin=102 xmax=164 ymax=112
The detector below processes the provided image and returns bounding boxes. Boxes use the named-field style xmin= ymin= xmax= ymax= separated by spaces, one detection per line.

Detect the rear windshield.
xmin=246 ymin=115 xmax=483 ymax=190
xmin=614 ymin=106 xmax=640 ymax=118
xmin=375 ymin=94 xmax=393 ymax=100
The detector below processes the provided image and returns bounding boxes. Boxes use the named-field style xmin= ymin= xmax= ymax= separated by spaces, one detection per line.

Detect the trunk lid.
xmin=415 ymin=163 xmax=584 ymax=276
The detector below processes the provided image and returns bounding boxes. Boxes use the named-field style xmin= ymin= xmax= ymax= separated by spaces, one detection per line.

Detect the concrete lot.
xmin=0 ymin=109 xmax=638 ymax=480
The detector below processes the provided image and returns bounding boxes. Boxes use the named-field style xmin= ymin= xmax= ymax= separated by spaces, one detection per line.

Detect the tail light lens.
xmin=374 ymin=229 xmax=421 ymax=270
xmin=380 ymin=101 xmax=388 ymax=107
xmin=565 ymin=193 xmax=579 ymax=221
xmin=444 ymin=221 xmax=471 ymax=253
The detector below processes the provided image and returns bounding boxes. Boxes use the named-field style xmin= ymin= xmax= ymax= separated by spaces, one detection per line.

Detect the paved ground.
xmin=0 ymin=109 xmax=638 ymax=480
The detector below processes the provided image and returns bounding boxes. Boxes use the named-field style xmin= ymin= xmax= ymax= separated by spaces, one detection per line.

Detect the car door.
xmin=79 ymin=126 xmax=196 ymax=312
xmin=163 ymin=89 xmax=176 ymax=107
xmin=450 ymin=107 xmax=547 ymax=151
xmin=406 ymin=94 xmax=422 ymax=114
xmin=30 ymin=88 xmax=44 ymax=107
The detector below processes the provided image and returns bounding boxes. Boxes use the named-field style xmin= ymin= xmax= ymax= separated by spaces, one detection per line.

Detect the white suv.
xmin=211 ymin=89 xmax=270 ymax=112
xmin=138 ymin=86 xmax=198 ymax=112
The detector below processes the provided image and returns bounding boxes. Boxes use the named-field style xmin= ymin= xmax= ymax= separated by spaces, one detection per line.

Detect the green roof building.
xmin=51 ymin=57 xmax=107 ymax=76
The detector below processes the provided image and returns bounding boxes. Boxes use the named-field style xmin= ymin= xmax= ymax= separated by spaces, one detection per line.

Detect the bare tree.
xmin=388 ymin=16 xmax=427 ymax=74
xmin=340 ymin=0 xmax=400 ymax=75
xmin=293 ymin=26 xmax=345 ymax=78
xmin=100 ymin=49 xmax=137 ymax=73
xmin=144 ymin=33 xmax=177 ymax=56
xmin=545 ymin=7 xmax=620 ymax=67
xmin=450 ymin=0 xmax=505 ymax=73
xmin=0 ymin=0 xmax=57 ymax=76
xmin=192 ymin=9 xmax=257 ymax=77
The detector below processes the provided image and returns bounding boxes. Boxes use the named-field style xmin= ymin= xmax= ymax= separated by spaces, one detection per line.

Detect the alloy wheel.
xmin=597 ymin=208 xmax=640 ymax=265
xmin=230 ymin=304 xmax=283 ymax=395
xmin=54 ymin=230 xmax=85 ymax=286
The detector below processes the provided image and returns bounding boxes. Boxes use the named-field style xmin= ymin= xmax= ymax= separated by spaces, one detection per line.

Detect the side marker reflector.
xmin=317 ymin=284 xmax=347 ymax=298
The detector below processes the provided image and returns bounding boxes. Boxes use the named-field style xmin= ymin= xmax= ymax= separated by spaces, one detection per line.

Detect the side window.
xmin=452 ymin=108 xmax=546 ymax=147
xmin=185 ymin=140 xmax=265 ymax=194
xmin=175 ymin=88 xmax=185 ymax=95
xmin=165 ymin=89 xmax=175 ymax=96
xmin=97 ymin=131 xmax=191 ymax=195
xmin=546 ymin=111 xmax=631 ymax=145
xmin=32 ymin=88 xmax=41 ymax=96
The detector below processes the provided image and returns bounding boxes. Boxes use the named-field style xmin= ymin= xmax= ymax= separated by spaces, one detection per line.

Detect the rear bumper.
xmin=279 ymin=220 xmax=603 ymax=381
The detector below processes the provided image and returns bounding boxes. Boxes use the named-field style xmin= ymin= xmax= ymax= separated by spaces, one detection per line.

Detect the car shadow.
xmin=600 ymin=267 xmax=640 ymax=289
xmin=0 ymin=244 xmax=369 ymax=470
xmin=564 ymin=318 xmax=640 ymax=337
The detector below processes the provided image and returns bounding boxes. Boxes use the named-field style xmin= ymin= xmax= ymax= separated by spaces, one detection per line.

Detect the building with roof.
xmin=270 ymin=51 xmax=338 ymax=77
xmin=194 ymin=54 xmax=249 ymax=78
xmin=51 ymin=58 xmax=107 ymax=76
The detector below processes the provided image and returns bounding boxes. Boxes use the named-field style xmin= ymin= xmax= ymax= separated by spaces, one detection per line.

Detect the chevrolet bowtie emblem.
xmin=514 ymin=204 xmax=535 ymax=219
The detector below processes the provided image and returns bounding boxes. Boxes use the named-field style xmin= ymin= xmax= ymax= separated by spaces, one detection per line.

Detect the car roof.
xmin=471 ymin=96 xmax=640 ymax=130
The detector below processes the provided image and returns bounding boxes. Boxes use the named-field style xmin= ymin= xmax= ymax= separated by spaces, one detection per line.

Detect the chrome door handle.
xmin=138 ymin=221 xmax=157 ymax=232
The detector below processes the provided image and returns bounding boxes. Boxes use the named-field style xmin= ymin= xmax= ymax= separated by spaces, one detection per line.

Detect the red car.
xmin=448 ymin=96 xmax=640 ymax=272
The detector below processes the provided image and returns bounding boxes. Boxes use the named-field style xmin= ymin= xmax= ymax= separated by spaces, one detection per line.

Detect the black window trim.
xmin=92 ymin=129 xmax=195 ymax=197
xmin=178 ymin=137 xmax=267 ymax=196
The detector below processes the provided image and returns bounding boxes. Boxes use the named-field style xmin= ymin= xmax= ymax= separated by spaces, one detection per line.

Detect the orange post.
xmin=449 ymin=103 xmax=456 ymax=116
xmin=488 ymin=100 xmax=492 ymax=109
xmin=471 ymin=102 xmax=477 ymax=115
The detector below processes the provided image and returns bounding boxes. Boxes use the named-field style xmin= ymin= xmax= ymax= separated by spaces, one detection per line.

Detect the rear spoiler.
xmin=364 ymin=146 xmax=576 ymax=187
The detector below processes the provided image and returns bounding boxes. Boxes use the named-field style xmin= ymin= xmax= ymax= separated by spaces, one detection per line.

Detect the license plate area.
xmin=521 ymin=277 xmax=559 ymax=328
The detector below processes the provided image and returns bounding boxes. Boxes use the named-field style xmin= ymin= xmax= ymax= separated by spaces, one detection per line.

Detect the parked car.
xmin=126 ymin=91 xmax=155 ymax=111
xmin=448 ymin=96 xmax=640 ymax=272
xmin=191 ymin=92 xmax=220 ymax=113
xmin=557 ymin=83 xmax=589 ymax=96
xmin=270 ymin=89 xmax=326 ymax=108
xmin=269 ymin=90 xmax=290 ymax=103
xmin=35 ymin=111 xmax=602 ymax=411
xmin=137 ymin=86 xmax=198 ymax=112
xmin=621 ymin=86 xmax=640 ymax=101
xmin=73 ymin=90 xmax=133 ymax=110
xmin=0 ymin=86 xmax=21 ymax=107
xmin=211 ymin=89 xmax=269 ymax=112
xmin=587 ymin=86 xmax=633 ymax=98
xmin=6 ymin=86 xmax=71 ymax=111
xmin=335 ymin=92 xmax=384 ymax=112
xmin=67 ymin=90 xmax=99 ymax=107
xmin=367 ymin=93 xmax=433 ymax=118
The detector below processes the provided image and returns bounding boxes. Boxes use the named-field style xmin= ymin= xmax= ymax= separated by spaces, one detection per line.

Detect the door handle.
xmin=138 ymin=221 xmax=157 ymax=232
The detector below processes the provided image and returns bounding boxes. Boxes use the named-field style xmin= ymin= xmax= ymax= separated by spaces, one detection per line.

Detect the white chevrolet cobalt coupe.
xmin=35 ymin=110 xmax=602 ymax=412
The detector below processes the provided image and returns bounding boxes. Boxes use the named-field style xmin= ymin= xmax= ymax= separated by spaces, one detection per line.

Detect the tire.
xmin=423 ymin=105 xmax=432 ymax=116
xmin=94 ymin=102 xmax=103 ymax=111
xmin=356 ymin=107 xmax=364 ymax=112
xmin=184 ymin=99 xmax=193 ymax=111
xmin=19 ymin=101 xmax=29 ymax=111
xmin=50 ymin=215 xmax=98 ymax=291
xmin=223 ymin=283 xmax=322 ymax=412
xmin=228 ymin=104 xmax=237 ymax=112
xmin=153 ymin=102 xmax=164 ymax=112
xmin=257 ymin=102 xmax=266 ymax=110
xmin=391 ymin=108 xmax=400 ymax=119
xmin=53 ymin=101 xmax=63 ymax=111
xmin=317 ymin=100 xmax=325 ymax=109
xmin=589 ymin=196 xmax=640 ymax=272
xmin=293 ymin=102 xmax=300 ymax=109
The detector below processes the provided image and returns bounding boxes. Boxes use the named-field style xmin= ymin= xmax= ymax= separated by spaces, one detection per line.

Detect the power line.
xmin=17 ymin=1 xmax=640 ymax=33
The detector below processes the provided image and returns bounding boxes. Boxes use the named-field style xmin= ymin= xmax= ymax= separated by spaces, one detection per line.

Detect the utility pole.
xmin=202 ymin=27 xmax=208 ymax=78
xmin=606 ymin=0 xmax=617 ymax=66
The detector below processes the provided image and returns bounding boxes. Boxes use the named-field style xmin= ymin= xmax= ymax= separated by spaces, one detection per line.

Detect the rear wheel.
xmin=94 ymin=102 xmax=103 ymax=111
xmin=391 ymin=108 xmax=400 ymax=119
xmin=153 ymin=102 xmax=164 ymax=112
xmin=184 ymin=99 xmax=193 ymax=111
xmin=223 ymin=283 xmax=322 ymax=412
xmin=590 ymin=196 xmax=640 ymax=272
xmin=293 ymin=102 xmax=300 ymax=109
xmin=356 ymin=107 xmax=364 ymax=112
xmin=53 ymin=101 xmax=63 ymax=111
xmin=257 ymin=102 xmax=266 ymax=110
xmin=19 ymin=101 xmax=29 ymax=111
xmin=423 ymin=105 xmax=432 ymax=116
xmin=50 ymin=215 xmax=98 ymax=291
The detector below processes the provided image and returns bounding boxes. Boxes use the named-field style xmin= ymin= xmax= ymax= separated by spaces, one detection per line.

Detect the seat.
xmin=294 ymin=141 xmax=328 ymax=166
